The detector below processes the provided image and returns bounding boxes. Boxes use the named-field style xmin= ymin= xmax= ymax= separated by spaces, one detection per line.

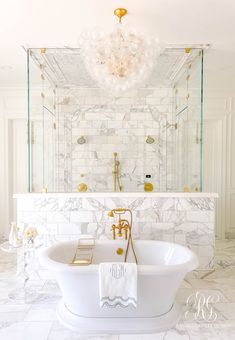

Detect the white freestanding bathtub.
xmin=39 ymin=240 xmax=198 ymax=333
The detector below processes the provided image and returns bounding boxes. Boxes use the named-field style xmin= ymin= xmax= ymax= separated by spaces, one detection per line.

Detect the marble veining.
xmin=53 ymin=102 xmax=170 ymax=193
xmin=15 ymin=194 xmax=217 ymax=270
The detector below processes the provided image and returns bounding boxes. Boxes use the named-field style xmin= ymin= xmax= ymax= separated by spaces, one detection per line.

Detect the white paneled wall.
xmin=203 ymin=119 xmax=225 ymax=238
xmin=227 ymin=111 xmax=235 ymax=237
xmin=0 ymin=88 xmax=28 ymax=237
xmin=203 ymin=89 xmax=235 ymax=238
xmin=11 ymin=120 xmax=28 ymax=217
xmin=0 ymin=113 xmax=8 ymax=238
xmin=0 ymin=86 xmax=234 ymax=239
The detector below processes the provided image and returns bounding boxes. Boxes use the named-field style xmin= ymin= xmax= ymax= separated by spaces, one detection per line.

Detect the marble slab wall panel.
xmin=16 ymin=196 xmax=215 ymax=270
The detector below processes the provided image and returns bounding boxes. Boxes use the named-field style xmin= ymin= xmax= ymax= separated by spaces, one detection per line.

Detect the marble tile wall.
xmin=16 ymin=196 xmax=215 ymax=269
xmin=54 ymin=88 xmax=174 ymax=192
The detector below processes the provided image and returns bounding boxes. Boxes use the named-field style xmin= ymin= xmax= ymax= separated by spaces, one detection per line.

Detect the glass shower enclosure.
xmin=27 ymin=46 xmax=204 ymax=193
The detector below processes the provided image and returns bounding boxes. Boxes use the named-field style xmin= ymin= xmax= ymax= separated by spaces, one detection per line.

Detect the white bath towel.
xmin=99 ymin=262 xmax=137 ymax=308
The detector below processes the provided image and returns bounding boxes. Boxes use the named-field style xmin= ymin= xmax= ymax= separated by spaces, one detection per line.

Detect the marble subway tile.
xmin=47 ymin=212 xmax=70 ymax=224
xmin=199 ymin=245 xmax=214 ymax=257
xmin=175 ymin=222 xmax=198 ymax=233
xmin=153 ymin=222 xmax=175 ymax=232
xmin=175 ymin=198 xmax=215 ymax=211
xmin=59 ymin=198 xmax=82 ymax=211
xmin=34 ymin=198 xmax=59 ymax=212
xmin=186 ymin=211 xmax=215 ymax=223
xmin=36 ymin=223 xmax=57 ymax=235
xmin=174 ymin=234 xmax=186 ymax=245
xmin=82 ymin=198 xmax=105 ymax=211
xmin=70 ymin=211 xmax=94 ymax=223
xmin=135 ymin=210 xmax=157 ymax=222
xmin=162 ymin=211 xmax=186 ymax=224
xmin=130 ymin=198 xmax=152 ymax=211
xmin=22 ymin=212 xmax=47 ymax=224
xmin=152 ymin=198 xmax=175 ymax=211
xmin=17 ymin=198 xmax=35 ymax=212
xmin=104 ymin=198 xmax=143 ymax=210
xmin=57 ymin=223 xmax=81 ymax=235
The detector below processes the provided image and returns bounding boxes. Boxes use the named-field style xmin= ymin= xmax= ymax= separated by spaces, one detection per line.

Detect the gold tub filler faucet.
xmin=107 ymin=208 xmax=138 ymax=264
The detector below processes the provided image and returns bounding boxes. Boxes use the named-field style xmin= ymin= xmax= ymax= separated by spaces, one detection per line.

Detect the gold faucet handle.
xmin=107 ymin=211 xmax=114 ymax=217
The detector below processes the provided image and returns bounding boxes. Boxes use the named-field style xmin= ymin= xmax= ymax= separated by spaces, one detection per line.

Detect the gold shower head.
xmin=146 ymin=135 xmax=155 ymax=144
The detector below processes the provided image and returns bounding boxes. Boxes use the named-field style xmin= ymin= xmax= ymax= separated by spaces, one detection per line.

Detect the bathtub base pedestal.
xmin=57 ymin=300 xmax=181 ymax=334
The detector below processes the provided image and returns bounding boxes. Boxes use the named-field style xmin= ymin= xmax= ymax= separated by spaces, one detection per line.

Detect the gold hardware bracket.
xmin=77 ymin=183 xmax=88 ymax=192
xmin=144 ymin=182 xmax=154 ymax=192
xmin=114 ymin=8 xmax=127 ymax=23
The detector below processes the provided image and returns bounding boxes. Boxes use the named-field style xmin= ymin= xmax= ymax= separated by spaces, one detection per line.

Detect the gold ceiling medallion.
xmin=114 ymin=8 xmax=127 ymax=23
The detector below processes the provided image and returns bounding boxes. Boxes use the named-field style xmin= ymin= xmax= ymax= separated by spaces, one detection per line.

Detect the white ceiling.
xmin=0 ymin=0 xmax=235 ymax=88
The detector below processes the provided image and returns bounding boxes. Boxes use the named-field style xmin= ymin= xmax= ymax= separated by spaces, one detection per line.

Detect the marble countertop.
xmin=13 ymin=192 xmax=219 ymax=198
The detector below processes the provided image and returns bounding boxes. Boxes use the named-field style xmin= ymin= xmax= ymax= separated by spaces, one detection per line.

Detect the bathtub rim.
xmin=39 ymin=239 xmax=199 ymax=274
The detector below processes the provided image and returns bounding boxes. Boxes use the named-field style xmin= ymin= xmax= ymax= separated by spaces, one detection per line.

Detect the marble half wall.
xmin=15 ymin=193 xmax=217 ymax=270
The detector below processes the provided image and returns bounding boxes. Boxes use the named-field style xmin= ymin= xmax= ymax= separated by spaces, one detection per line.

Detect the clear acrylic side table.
xmin=0 ymin=241 xmax=39 ymax=303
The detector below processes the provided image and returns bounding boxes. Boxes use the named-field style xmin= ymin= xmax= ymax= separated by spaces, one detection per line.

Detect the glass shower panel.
xmin=27 ymin=49 xmax=57 ymax=192
xmin=27 ymin=47 xmax=204 ymax=193
xmin=173 ymin=49 xmax=203 ymax=192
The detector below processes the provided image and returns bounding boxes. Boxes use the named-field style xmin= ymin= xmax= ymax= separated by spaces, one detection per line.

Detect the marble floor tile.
xmin=119 ymin=324 xmax=189 ymax=340
xmin=184 ymin=321 xmax=235 ymax=340
xmin=185 ymin=277 xmax=222 ymax=290
xmin=119 ymin=333 xmax=165 ymax=340
xmin=24 ymin=306 xmax=57 ymax=321
xmin=0 ymin=321 xmax=52 ymax=340
xmin=220 ymin=287 xmax=235 ymax=302
xmin=214 ymin=302 xmax=235 ymax=319
xmin=163 ymin=326 xmax=189 ymax=340
xmin=0 ymin=311 xmax=27 ymax=323
xmin=48 ymin=321 xmax=119 ymax=340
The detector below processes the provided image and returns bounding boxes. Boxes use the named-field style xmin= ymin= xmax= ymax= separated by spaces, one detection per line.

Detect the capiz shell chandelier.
xmin=79 ymin=8 xmax=161 ymax=94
